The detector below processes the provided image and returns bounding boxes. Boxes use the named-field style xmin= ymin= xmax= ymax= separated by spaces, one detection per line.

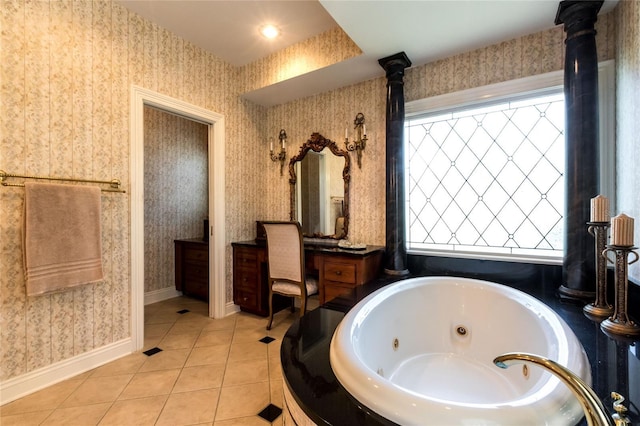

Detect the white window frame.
xmin=405 ymin=60 xmax=615 ymax=265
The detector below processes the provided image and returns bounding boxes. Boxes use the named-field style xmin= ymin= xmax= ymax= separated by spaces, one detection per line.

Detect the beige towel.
xmin=23 ymin=182 xmax=104 ymax=296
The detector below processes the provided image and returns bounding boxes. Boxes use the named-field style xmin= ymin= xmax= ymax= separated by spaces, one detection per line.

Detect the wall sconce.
xmin=345 ymin=112 xmax=367 ymax=169
xmin=270 ymin=128 xmax=287 ymax=176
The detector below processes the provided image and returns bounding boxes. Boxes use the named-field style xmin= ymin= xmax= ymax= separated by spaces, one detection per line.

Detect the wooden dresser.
xmin=174 ymin=238 xmax=209 ymax=301
xmin=232 ymin=240 xmax=384 ymax=315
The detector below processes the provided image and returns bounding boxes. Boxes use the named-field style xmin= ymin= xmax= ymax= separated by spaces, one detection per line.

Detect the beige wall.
xmin=144 ymin=107 xmax=208 ymax=293
xmin=0 ymin=0 xmax=257 ymax=382
xmin=0 ymin=0 xmax=629 ymax=388
xmin=264 ymin=12 xmax=616 ymax=246
xmin=615 ymin=0 xmax=640 ymax=283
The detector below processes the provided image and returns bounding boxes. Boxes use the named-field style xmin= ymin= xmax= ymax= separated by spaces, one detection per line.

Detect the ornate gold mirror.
xmin=289 ymin=133 xmax=350 ymax=239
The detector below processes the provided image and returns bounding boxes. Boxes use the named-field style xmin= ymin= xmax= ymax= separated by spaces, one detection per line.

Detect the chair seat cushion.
xmin=272 ymin=277 xmax=318 ymax=296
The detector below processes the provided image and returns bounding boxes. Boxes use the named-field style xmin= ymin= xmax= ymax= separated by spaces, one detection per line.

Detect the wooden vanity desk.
xmin=232 ymin=240 xmax=384 ymax=315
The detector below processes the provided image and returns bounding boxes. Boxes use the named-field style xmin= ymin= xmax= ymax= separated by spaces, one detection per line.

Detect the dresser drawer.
xmin=323 ymin=261 xmax=356 ymax=284
xmin=185 ymin=246 xmax=208 ymax=263
xmin=185 ymin=264 xmax=208 ymax=281
xmin=175 ymin=239 xmax=209 ymax=302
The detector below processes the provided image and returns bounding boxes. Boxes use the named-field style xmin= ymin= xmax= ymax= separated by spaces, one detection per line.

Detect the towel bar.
xmin=0 ymin=170 xmax=125 ymax=193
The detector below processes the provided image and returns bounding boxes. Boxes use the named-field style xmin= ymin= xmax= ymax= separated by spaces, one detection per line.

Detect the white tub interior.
xmin=330 ymin=276 xmax=591 ymax=425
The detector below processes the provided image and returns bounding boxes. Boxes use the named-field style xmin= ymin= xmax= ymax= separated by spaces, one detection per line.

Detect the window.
xmin=405 ymin=63 xmax=615 ymax=263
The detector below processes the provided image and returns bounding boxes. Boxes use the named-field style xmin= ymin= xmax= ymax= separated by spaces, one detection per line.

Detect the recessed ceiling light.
xmin=260 ymin=24 xmax=279 ymax=39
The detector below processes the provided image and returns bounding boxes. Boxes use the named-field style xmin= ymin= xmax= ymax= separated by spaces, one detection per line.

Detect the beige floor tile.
xmin=228 ymin=341 xmax=268 ymax=363
xmin=234 ymin=314 xmax=268 ymax=330
xmin=196 ymin=329 xmax=234 ymax=347
xmin=175 ymin=313 xmax=214 ymax=326
xmin=143 ymin=336 xmax=163 ymax=351
xmin=231 ymin=327 xmax=269 ymax=344
xmin=214 ymin=416 xmax=270 ymax=425
xmin=185 ymin=344 xmax=230 ymax=367
xmin=41 ymin=402 xmax=111 ymax=426
xmin=99 ymin=395 xmax=167 ymax=426
xmin=60 ymin=375 xmax=133 ymax=408
xmin=138 ymin=348 xmax=190 ymax=372
xmin=144 ymin=322 xmax=173 ymax=338
xmin=268 ymin=356 xmax=282 ymax=381
xmin=118 ymin=369 xmax=181 ymax=400
xmin=215 ymin=382 xmax=270 ymax=421
xmin=173 ymin=364 xmax=226 ymax=393
xmin=145 ymin=311 xmax=181 ymax=325
xmin=202 ymin=316 xmax=237 ymax=332
xmin=4 ymin=296 xmax=297 ymax=426
xmin=158 ymin=331 xmax=199 ymax=350
xmin=155 ymin=388 xmax=219 ymax=426
xmin=90 ymin=353 xmax=147 ymax=378
xmin=270 ymin=380 xmax=283 ymax=408
xmin=223 ymin=358 xmax=269 ymax=387
xmin=0 ymin=410 xmax=53 ymax=425
xmin=0 ymin=379 xmax=84 ymax=415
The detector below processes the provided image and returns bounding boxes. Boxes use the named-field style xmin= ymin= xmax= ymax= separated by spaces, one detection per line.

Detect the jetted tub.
xmin=329 ymin=276 xmax=591 ymax=425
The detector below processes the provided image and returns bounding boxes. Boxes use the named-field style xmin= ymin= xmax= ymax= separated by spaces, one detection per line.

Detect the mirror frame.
xmin=289 ymin=133 xmax=350 ymax=239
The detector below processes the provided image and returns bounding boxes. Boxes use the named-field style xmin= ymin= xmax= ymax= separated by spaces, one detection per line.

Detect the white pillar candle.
xmin=590 ymin=195 xmax=610 ymax=222
xmin=611 ymin=213 xmax=634 ymax=246
xmin=270 ymin=139 xmax=273 ymax=151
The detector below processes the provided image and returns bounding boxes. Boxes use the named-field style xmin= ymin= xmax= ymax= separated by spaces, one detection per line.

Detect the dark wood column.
xmin=378 ymin=52 xmax=411 ymax=276
xmin=555 ymin=0 xmax=603 ymax=300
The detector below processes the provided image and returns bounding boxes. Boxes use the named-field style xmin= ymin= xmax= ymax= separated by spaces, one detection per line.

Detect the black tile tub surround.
xmin=281 ymin=268 xmax=640 ymax=425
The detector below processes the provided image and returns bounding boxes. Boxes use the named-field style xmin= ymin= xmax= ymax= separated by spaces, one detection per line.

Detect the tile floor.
xmin=1 ymin=296 xmax=317 ymax=425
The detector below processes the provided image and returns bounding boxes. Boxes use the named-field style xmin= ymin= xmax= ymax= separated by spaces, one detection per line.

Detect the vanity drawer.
xmin=184 ymin=246 xmax=208 ymax=263
xmin=234 ymin=268 xmax=258 ymax=290
xmin=234 ymin=288 xmax=258 ymax=311
xmin=234 ymin=247 xmax=259 ymax=265
xmin=323 ymin=261 xmax=356 ymax=284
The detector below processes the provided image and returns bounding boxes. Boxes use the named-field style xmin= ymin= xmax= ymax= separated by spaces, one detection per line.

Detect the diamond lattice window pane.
xmin=406 ymin=90 xmax=565 ymax=258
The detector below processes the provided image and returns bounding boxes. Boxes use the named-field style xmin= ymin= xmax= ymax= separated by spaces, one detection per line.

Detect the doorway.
xmin=130 ymin=86 xmax=225 ymax=351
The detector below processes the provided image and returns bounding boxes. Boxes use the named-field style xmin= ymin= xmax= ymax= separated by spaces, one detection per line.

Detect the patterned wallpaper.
xmin=615 ymin=0 xmax=640 ymax=283
xmin=144 ymin=106 xmax=209 ymax=293
xmin=0 ymin=0 xmax=251 ymax=382
xmin=264 ymin=12 xmax=616 ymax=247
xmin=239 ymin=27 xmax=361 ymax=94
xmin=0 ymin=0 xmax=628 ymax=387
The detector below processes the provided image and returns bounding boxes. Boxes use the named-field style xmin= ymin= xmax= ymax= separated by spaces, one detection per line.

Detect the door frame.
xmin=130 ymin=85 xmax=226 ymax=351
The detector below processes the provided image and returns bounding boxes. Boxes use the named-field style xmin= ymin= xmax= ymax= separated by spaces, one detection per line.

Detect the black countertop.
xmin=281 ymin=273 xmax=640 ymax=425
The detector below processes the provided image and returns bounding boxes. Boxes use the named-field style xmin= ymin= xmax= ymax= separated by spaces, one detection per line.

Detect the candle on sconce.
xmin=270 ymin=139 xmax=273 ymax=152
xmin=345 ymin=127 xmax=348 ymax=140
xmin=590 ymin=195 xmax=610 ymax=222
xmin=363 ymin=124 xmax=366 ymax=137
xmin=611 ymin=213 xmax=634 ymax=246
xmin=281 ymin=138 xmax=285 ymax=149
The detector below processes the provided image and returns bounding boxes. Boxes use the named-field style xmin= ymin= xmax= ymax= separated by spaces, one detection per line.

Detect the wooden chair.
xmin=263 ymin=221 xmax=318 ymax=330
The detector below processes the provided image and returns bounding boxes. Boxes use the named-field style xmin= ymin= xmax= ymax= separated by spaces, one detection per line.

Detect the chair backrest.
xmin=263 ymin=221 xmax=304 ymax=283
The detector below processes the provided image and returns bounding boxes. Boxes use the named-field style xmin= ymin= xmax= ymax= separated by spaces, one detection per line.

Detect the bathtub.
xmin=329 ymin=276 xmax=591 ymax=425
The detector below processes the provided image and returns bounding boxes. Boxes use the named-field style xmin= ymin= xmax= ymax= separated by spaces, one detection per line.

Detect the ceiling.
xmin=117 ymin=0 xmax=618 ymax=106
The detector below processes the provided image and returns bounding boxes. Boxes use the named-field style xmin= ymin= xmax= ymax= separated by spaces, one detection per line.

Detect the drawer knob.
xmin=335 ymin=271 xmax=342 ymax=275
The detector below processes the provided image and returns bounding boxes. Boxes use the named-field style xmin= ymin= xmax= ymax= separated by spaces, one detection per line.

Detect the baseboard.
xmin=0 ymin=338 xmax=132 ymax=405
xmin=226 ymin=301 xmax=240 ymax=316
xmin=144 ymin=287 xmax=182 ymax=305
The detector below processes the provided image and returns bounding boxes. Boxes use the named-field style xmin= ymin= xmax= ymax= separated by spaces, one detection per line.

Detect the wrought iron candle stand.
xmin=600 ymin=245 xmax=640 ymax=338
xmin=583 ymin=221 xmax=614 ymax=320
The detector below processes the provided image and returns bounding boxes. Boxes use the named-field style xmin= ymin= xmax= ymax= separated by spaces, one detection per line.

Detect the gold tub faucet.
xmin=494 ymin=352 xmax=630 ymax=426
